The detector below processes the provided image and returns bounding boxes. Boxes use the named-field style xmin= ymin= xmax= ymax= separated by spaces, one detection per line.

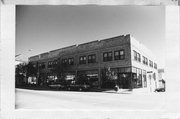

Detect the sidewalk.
xmin=16 ymin=86 xmax=154 ymax=94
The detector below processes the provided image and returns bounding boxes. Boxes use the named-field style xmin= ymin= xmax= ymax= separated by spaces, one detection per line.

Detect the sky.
xmin=16 ymin=5 xmax=165 ymax=68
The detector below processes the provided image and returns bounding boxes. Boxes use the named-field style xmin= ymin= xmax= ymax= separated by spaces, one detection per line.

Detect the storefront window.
xmin=77 ymin=70 xmax=98 ymax=86
xmin=132 ymin=67 xmax=142 ymax=88
xmin=137 ymin=69 xmax=142 ymax=88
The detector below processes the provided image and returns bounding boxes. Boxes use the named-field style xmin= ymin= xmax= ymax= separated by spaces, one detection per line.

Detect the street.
xmin=16 ymin=88 xmax=167 ymax=110
xmin=15 ymin=88 xmax=180 ymax=118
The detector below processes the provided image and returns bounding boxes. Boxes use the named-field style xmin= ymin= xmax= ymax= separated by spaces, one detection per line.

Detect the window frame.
xmin=114 ymin=49 xmax=125 ymax=60
xmin=79 ymin=55 xmax=86 ymax=64
xmin=68 ymin=58 xmax=74 ymax=65
xmin=142 ymin=56 xmax=146 ymax=64
xmin=133 ymin=50 xmax=137 ymax=61
xmin=103 ymin=51 xmax=112 ymax=62
xmin=137 ymin=53 xmax=141 ymax=62
xmin=62 ymin=58 xmax=68 ymax=65
xmin=48 ymin=61 xmax=53 ymax=68
xmin=154 ymin=63 xmax=157 ymax=69
xmin=88 ymin=54 xmax=96 ymax=63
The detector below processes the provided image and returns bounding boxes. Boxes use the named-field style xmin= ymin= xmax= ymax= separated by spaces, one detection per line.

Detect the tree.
xmin=26 ymin=62 xmax=38 ymax=77
xmin=15 ymin=63 xmax=27 ymax=86
xmin=101 ymin=67 xmax=116 ymax=88
xmin=50 ymin=58 xmax=68 ymax=82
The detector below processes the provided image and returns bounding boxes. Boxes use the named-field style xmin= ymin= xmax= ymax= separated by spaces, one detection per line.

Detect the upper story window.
xmin=62 ymin=58 xmax=68 ymax=65
xmin=143 ymin=56 xmax=148 ymax=65
xmin=52 ymin=60 xmax=58 ymax=67
xmin=54 ymin=60 xmax=57 ymax=64
xmin=149 ymin=60 xmax=153 ymax=68
xmin=79 ymin=56 xmax=86 ymax=64
xmin=68 ymin=58 xmax=74 ymax=65
xmin=151 ymin=61 xmax=153 ymax=68
xmin=88 ymin=54 xmax=96 ymax=63
xmin=154 ymin=63 xmax=157 ymax=69
xmin=39 ymin=62 xmax=45 ymax=69
xmin=48 ymin=61 xmax=53 ymax=68
xmin=137 ymin=53 xmax=141 ymax=62
xmin=145 ymin=58 xmax=148 ymax=65
xmin=143 ymin=56 xmax=146 ymax=64
xmin=133 ymin=50 xmax=141 ymax=62
xmin=103 ymin=52 xmax=112 ymax=62
xmin=114 ymin=50 xmax=125 ymax=60
xmin=133 ymin=50 xmax=137 ymax=61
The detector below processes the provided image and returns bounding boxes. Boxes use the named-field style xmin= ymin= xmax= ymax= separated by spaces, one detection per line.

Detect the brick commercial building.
xmin=28 ymin=34 xmax=158 ymax=91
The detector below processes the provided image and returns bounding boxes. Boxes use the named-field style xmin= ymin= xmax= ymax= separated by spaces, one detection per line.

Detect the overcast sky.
xmin=16 ymin=5 xmax=165 ymax=68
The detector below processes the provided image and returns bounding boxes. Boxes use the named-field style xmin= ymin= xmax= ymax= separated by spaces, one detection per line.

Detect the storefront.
xmin=47 ymin=73 xmax=57 ymax=84
xmin=132 ymin=67 xmax=143 ymax=88
xmin=102 ymin=67 xmax=132 ymax=89
xmin=77 ymin=70 xmax=99 ymax=87
xmin=101 ymin=67 xmax=148 ymax=89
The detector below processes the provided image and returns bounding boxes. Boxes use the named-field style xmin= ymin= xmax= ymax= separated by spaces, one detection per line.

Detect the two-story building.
xmin=28 ymin=34 xmax=158 ymax=91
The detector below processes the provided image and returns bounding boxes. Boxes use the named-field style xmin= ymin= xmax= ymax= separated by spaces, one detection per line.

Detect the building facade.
xmin=29 ymin=34 xmax=158 ymax=91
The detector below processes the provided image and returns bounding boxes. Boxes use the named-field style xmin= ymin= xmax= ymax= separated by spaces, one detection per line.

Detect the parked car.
xmin=67 ymin=84 xmax=90 ymax=91
xmin=48 ymin=82 xmax=65 ymax=90
xmin=154 ymin=87 xmax=165 ymax=92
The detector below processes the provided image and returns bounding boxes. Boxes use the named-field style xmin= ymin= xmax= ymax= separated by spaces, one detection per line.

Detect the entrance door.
xmin=148 ymin=74 xmax=152 ymax=92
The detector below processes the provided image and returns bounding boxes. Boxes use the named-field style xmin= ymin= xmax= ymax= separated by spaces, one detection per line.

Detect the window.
xmin=62 ymin=58 xmax=68 ymax=65
xmin=48 ymin=61 xmax=53 ymax=68
xmin=88 ymin=54 xmax=96 ymax=63
xmin=143 ymin=70 xmax=147 ymax=87
xmin=132 ymin=67 xmax=142 ymax=88
xmin=149 ymin=60 xmax=151 ymax=67
xmin=114 ymin=50 xmax=125 ymax=60
xmin=39 ymin=62 xmax=45 ymax=69
xmin=137 ymin=53 xmax=141 ymax=62
xmin=79 ymin=56 xmax=86 ymax=64
xmin=137 ymin=69 xmax=142 ymax=88
xmin=143 ymin=56 xmax=148 ymax=65
xmin=103 ymin=52 xmax=112 ymax=62
xmin=145 ymin=58 xmax=148 ymax=65
xmin=53 ymin=60 xmax=57 ymax=67
xmin=68 ymin=58 xmax=74 ymax=65
xmin=149 ymin=60 xmax=153 ymax=68
xmin=143 ymin=56 xmax=146 ymax=64
xmin=133 ymin=50 xmax=137 ymax=61
xmin=154 ymin=63 xmax=157 ymax=69
xmin=133 ymin=50 xmax=141 ymax=62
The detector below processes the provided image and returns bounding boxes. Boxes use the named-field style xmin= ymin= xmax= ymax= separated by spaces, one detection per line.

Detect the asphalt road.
xmin=15 ymin=88 xmax=167 ymax=110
